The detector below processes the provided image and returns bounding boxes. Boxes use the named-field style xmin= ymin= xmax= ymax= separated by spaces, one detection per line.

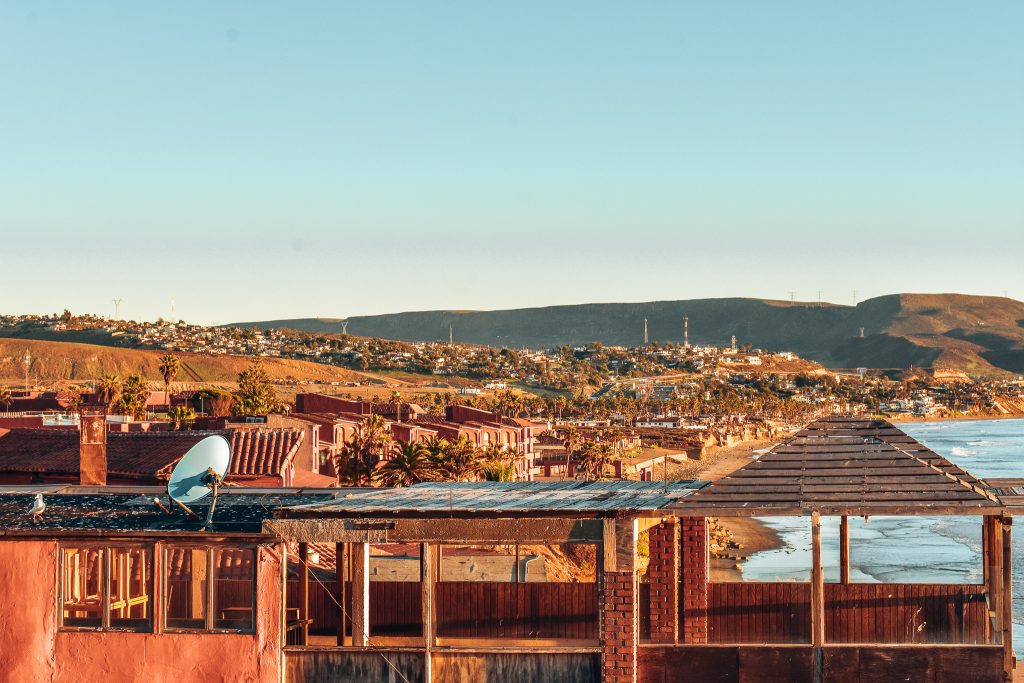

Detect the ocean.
xmin=739 ymin=418 xmax=1024 ymax=647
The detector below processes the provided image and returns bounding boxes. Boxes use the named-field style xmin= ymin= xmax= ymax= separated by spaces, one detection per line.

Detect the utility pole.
xmin=449 ymin=325 xmax=454 ymax=347
xmin=683 ymin=316 xmax=689 ymax=349
xmin=643 ymin=319 xmax=649 ymax=345
xmin=112 ymin=299 xmax=123 ymax=321
xmin=817 ymin=290 xmax=823 ymax=307
xmin=23 ymin=352 xmax=31 ymax=392
xmin=340 ymin=321 xmax=349 ymax=335
xmin=789 ymin=291 xmax=795 ymax=304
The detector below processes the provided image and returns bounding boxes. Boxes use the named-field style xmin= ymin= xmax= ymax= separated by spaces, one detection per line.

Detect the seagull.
xmin=29 ymin=493 xmax=45 ymax=520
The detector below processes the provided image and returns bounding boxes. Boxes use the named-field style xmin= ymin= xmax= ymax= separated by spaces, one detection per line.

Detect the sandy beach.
xmin=669 ymin=435 xmax=792 ymax=581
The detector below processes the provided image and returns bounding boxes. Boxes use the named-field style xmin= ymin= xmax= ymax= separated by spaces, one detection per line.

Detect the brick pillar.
xmin=647 ymin=520 xmax=679 ymax=643
xmin=680 ymin=516 xmax=709 ymax=644
xmin=601 ymin=570 xmax=637 ymax=683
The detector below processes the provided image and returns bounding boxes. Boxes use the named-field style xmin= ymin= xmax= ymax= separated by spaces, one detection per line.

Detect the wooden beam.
xmin=298 ymin=542 xmax=310 ymax=645
xmin=602 ymin=520 xmax=617 ymax=573
xmin=1002 ymin=518 xmax=1014 ymax=680
xmin=988 ymin=516 xmax=1003 ymax=645
xmin=839 ymin=515 xmax=850 ymax=585
xmin=393 ymin=518 xmax=603 ymax=543
xmin=422 ymin=543 xmax=437 ymax=683
xmin=810 ymin=511 xmax=824 ymax=648
xmin=335 ymin=542 xmax=346 ymax=646
xmin=351 ymin=542 xmax=369 ymax=647
xmin=263 ymin=519 xmax=388 ymax=544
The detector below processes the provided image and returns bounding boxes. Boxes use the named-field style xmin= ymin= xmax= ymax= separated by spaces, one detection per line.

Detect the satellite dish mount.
xmin=166 ymin=435 xmax=232 ymax=531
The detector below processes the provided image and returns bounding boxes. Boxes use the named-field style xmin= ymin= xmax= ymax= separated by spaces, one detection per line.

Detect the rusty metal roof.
xmin=276 ymin=480 xmax=705 ymax=518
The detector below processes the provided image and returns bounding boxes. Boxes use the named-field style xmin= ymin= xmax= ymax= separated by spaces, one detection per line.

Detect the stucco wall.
xmin=0 ymin=540 xmax=58 ymax=681
xmin=0 ymin=540 xmax=283 ymax=683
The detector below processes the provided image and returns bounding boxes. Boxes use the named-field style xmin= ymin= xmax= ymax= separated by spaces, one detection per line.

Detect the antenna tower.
xmin=643 ymin=318 xmax=649 ymax=345
xmin=340 ymin=321 xmax=349 ymax=335
xmin=111 ymin=299 xmax=123 ymax=321
xmin=449 ymin=324 xmax=454 ymax=347
xmin=683 ymin=316 xmax=689 ymax=348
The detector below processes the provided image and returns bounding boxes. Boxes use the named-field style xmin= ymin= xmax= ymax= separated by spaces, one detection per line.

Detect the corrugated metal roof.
xmin=277 ymin=480 xmax=706 ymax=517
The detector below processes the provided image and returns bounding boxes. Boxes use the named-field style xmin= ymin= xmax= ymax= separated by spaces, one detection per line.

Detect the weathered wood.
xmin=1002 ymin=518 xmax=1013 ymax=680
xmin=263 ymin=518 xmax=389 ymax=543
xmin=615 ymin=517 xmax=639 ymax=573
xmin=811 ymin=511 xmax=824 ymax=649
xmin=393 ymin=518 xmax=603 ymax=543
xmin=422 ymin=543 xmax=437 ymax=683
xmin=351 ymin=542 xmax=369 ymax=646
xmin=298 ymin=542 xmax=310 ymax=645
xmin=335 ymin=542 xmax=346 ymax=645
xmin=839 ymin=516 xmax=850 ymax=585
xmin=431 ymin=652 xmax=600 ymax=683
xmin=602 ymin=520 xmax=617 ymax=572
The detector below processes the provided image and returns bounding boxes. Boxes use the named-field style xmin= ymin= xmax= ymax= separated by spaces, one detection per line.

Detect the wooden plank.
xmin=298 ymin=542 xmax=310 ymax=645
xmin=393 ymin=518 xmax=604 ymax=543
xmin=351 ymin=542 xmax=369 ymax=646
xmin=811 ymin=511 xmax=824 ymax=648
xmin=1002 ymin=519 xmax=1014 ymax=680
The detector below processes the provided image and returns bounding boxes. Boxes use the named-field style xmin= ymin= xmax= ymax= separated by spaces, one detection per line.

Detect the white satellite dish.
xmin=166 ymin=435 xmax=231 ymax=528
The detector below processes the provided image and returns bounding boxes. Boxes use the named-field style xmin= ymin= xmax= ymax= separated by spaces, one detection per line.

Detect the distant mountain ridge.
xmin=233 ymin=294 xmax=1024 ymax=375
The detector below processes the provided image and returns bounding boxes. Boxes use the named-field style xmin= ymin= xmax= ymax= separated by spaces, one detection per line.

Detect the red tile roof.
xmin=0 ymin=427 xmax=304 ymax=482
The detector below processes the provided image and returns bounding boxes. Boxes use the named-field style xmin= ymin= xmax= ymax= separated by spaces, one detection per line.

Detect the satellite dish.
xmin=167 ymin=435 xmax=231 ymax=528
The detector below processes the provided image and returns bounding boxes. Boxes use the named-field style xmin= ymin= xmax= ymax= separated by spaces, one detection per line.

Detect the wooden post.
xmin=422 ymin=543 xmax=437 ymax=683
xmin=335 ymin=542 xmax=346 ymax=646
xmin=351 ymin=542 xmax=370 ymax=647
xmin=811 ymin=511 xmax=825 ymax=682
xmin=298 ymin=542 xmax=310 ymax=645
xmin=1002 ymin=518 xmax=1014 ymax=680
xmin=839 ymin=515 xmax=850 ymax=584
xmin=991 ymin=516 xmax=1004 ymax=646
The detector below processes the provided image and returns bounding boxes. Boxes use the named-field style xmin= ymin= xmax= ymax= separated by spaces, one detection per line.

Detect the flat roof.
xmin=276 ymin=480 xmax=706 ymax=518
xmin=0 ymin=486 xmax=339 ymax=536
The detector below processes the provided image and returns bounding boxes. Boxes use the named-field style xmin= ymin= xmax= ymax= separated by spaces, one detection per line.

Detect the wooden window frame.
xmin=58 ymin=542 xmax=155 ymax=633
xmin=162 ymin=543 xmax=258 ymax=635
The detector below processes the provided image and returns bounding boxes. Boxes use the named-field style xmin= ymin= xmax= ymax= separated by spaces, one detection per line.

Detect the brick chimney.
xmin=79 ymin=407 xmax=107 ymax=486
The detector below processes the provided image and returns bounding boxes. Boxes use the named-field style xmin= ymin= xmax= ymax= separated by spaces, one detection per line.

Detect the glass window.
xmin=60 ymin=545 xmax=152 ymax=632
xmin=165 ymin=547 xmax=209 ymax=630
xmin=109 ymin=547 xmax=152 ymax=629
xmin=61 ymin=547 xmax=104 ymax=628
xmin=214 ymin=548 xmax=255 ymax=630
xmin=165 ymin=545 xmax=256 ymax=632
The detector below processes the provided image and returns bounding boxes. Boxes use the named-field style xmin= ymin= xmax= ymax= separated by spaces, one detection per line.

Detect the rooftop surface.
xmin=670 ymin=417 xmax=1001 ymax=516
xmin=276 ymin=480 xmax=706 ymax=518
xmin=0 ymin=486 xmax=337 ymax=535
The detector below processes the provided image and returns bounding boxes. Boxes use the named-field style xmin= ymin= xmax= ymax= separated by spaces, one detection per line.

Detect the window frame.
xmin=162 ymin=543 xmax=258 ymax=635
xmin=58 ymin=542 xmax=155 ymax=633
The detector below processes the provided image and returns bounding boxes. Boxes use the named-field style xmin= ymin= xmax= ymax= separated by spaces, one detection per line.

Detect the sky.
xmin=1 ymin=2 xmax=1021 ymax=324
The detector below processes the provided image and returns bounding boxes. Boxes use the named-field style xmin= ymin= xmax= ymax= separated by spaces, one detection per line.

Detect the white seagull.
xmin=29 ymin=493 xmax=45 ymax=520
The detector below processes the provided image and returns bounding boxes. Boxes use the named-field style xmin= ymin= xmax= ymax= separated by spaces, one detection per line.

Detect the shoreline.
xmin=888 ymin=413 xmax=1024 ymax=423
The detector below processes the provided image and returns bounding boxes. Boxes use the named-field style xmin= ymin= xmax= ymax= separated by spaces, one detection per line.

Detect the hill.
xmin=234 ymin=294 xmax=1024 ymax=375
xmin=0 ymin=338 xmax=368 ymax=386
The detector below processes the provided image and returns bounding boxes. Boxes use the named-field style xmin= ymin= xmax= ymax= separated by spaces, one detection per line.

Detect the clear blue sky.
xmin=2 ymin=2 xmax=1021 ymax=324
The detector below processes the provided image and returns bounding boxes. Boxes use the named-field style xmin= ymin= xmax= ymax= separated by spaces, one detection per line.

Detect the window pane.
xmin=214 ymin=548 xmax=255 ymax=630
xmin=166 ymin=547 xmax=208 ymax=630
xmin=62 ymin=547 xmax=103 ymax=628
xmin=109 ymin=547 xmax=152 ymax=630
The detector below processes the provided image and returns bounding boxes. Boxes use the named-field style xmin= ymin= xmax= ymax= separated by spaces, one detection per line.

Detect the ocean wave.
xmin=968 ymin=440 xmax=993 ymax=447
xmin=950 ymin=447 xmax=976 ymax=457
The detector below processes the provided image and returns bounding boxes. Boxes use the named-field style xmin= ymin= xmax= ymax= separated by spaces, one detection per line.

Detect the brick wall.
xmin=680 ymin=516 xmax=708 ymax=644
xmin=601 ymin=570 xmax=637 ymax=683
xmin=646 ymin=520 xmax=679 ymax=643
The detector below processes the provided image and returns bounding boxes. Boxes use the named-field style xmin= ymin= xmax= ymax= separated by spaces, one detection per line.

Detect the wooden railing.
xmin=706 ymin=582 xmax=989 ymax=645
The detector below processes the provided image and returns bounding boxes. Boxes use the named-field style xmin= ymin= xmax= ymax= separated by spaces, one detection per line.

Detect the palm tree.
xmin=479 ymin=443 xmax=517 ymax=482
xmin=376 ymin=442 xmax=434 ymax=487
xmin=559 ymin=425 xmax=580 ymax=481
xmin=116 ymin=375 xmax=150 ymax=420
xmin=168 ymin=405 xmax=196 ymax=430
xmin=577 ymin=442 xmax=616 ymax=481
xmin=158 ymin=355 xmax=180 ymax=408
xmin=337 ymin=414 xmax=392 ymax=486
xmin=0 ymin=387 xmax=12 ymax=411
xmin=97 ymin=374 xmax=121 ymax=410
xmin=431 ymin=435 xmax=482 ymax=482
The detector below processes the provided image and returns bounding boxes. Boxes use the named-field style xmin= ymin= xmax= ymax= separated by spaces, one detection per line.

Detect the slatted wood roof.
xmin=670 ymin=417 xmax=1001 ymax=516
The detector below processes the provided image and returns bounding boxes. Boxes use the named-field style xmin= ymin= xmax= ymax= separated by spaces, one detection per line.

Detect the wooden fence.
xmin=286 ymin=580 xmax=599 ymax=642
xmin=435 ymin=582 xmax=598 ymax=640
xmin=706 ymin=582 xmax=989 ymax=645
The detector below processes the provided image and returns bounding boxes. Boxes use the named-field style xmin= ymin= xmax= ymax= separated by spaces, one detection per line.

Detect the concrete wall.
xmin=0 ymin=540 xmax=284 ymax=683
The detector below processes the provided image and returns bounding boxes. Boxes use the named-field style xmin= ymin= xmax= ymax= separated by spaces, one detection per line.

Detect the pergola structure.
xmin=664 ymin=417 xmax=1012 ymax=683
